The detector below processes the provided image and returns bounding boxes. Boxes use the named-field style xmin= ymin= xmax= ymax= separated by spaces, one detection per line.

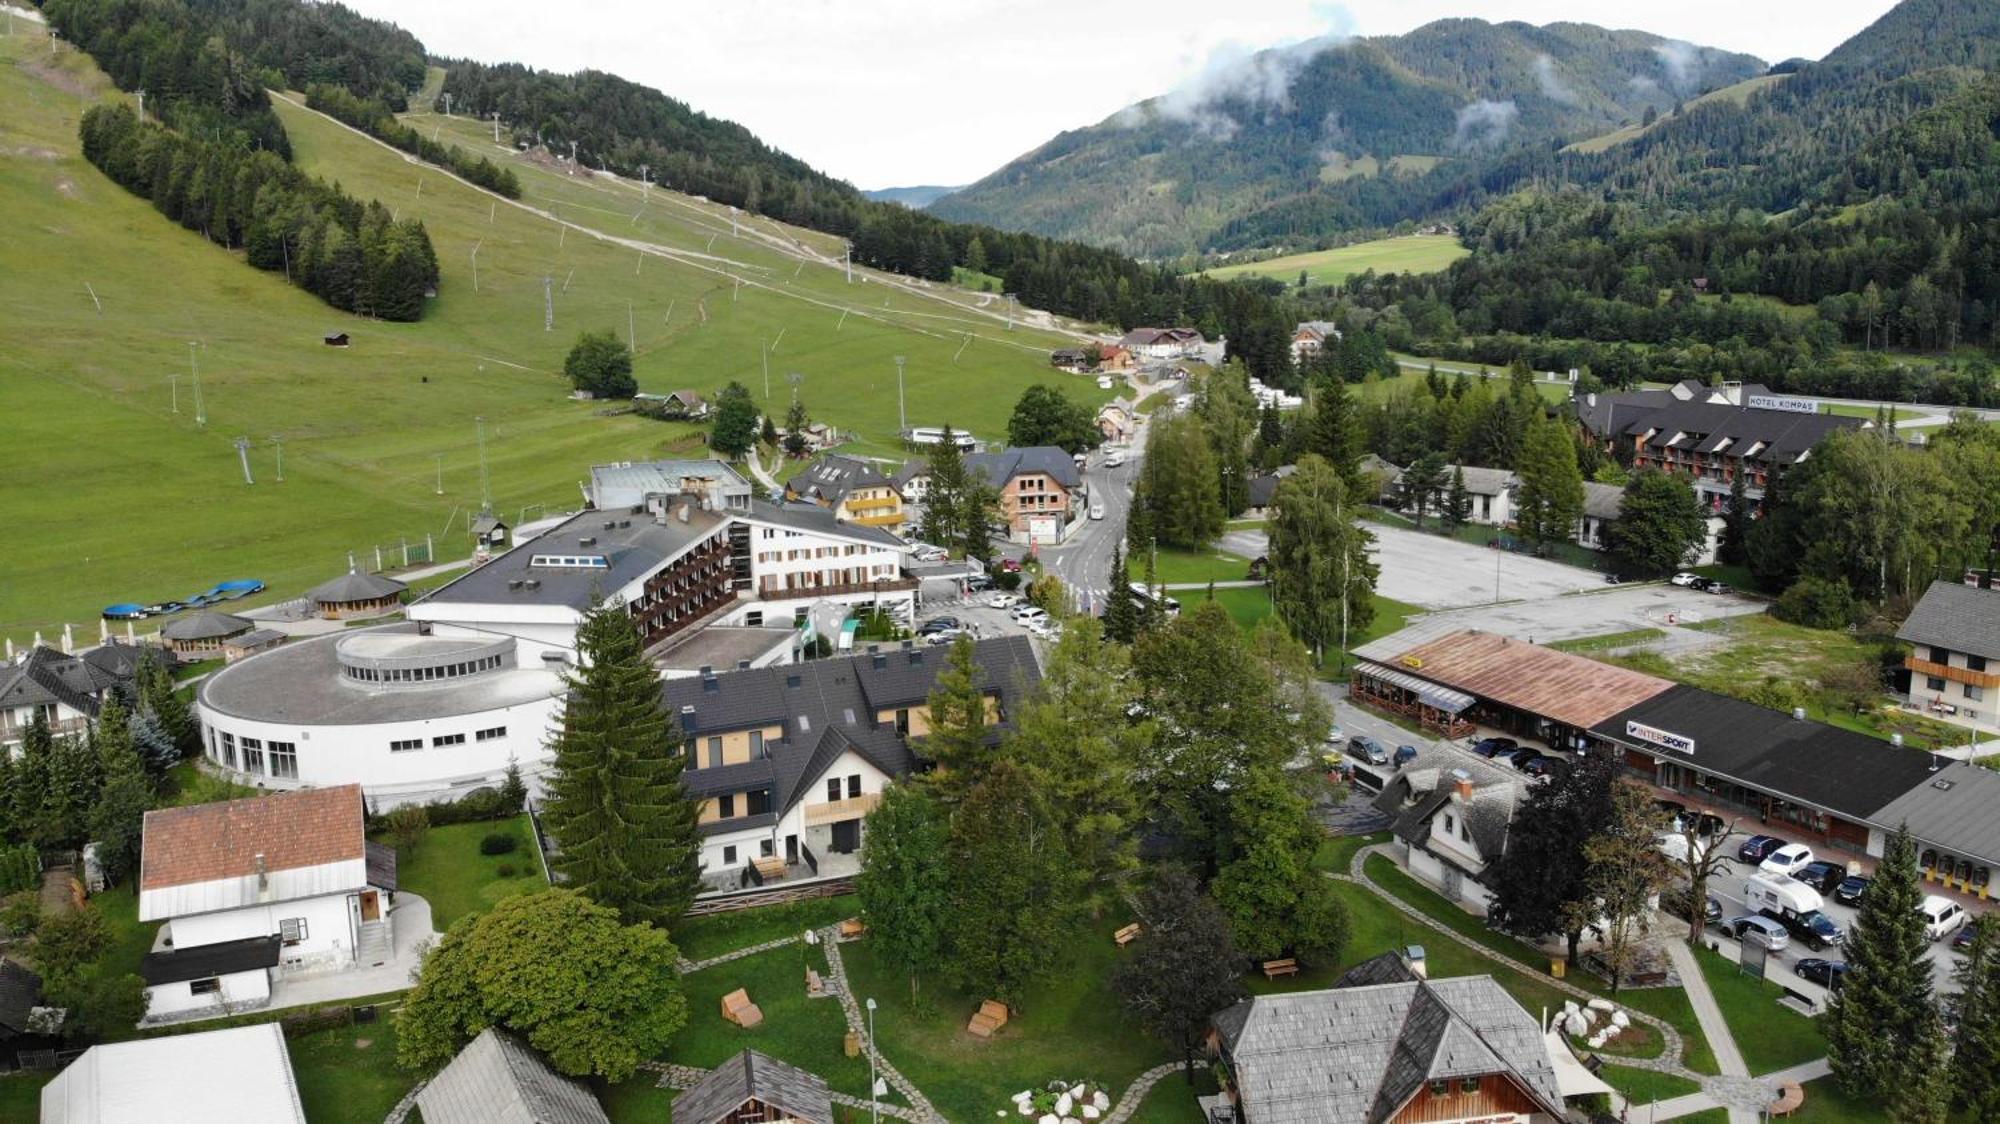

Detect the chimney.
xmin=872 ymin=652 xmax=886 ymax=670
xmin=1450 ymin=768 xmax=1474 ymax=803
xmin=1405 ymin=944 xmax=1428 ymax=979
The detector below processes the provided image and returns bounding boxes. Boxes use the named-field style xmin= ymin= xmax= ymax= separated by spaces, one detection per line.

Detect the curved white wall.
xmin=195 ymin=694 xmax=564 ymax=809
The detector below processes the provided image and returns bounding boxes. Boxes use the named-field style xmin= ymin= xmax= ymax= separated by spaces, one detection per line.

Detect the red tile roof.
xmin=140 ymin=785 xmax=366 ymax=891
xmin=1390 ymin=631 xmax=1674 ymax=730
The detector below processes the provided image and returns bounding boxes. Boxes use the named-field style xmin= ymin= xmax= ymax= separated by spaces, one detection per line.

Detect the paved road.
xmin=1022 ymin=425 xmax=1146 ymax=615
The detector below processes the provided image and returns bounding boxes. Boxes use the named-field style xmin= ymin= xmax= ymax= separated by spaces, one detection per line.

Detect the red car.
xmin=1001 ymin=558 xmax=1023 ymax=573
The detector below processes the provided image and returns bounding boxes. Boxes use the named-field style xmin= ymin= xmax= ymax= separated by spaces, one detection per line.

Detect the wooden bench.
xmin=838 ymin=917 xmax=867 ymax=940
xmin=967 ymin=999 xmax=1010 ymax=1038
xmin=752 ymin=855 xmax=786 ymax=881
xmin=720 ymin=988 xmax=764 ymax=1029
xmin=1113 ymin=923 xmax=1142 ymax=947
xmin=1261 ymin=958 xmax=1299 ymax=979
xmin=806 ymin=968 xmax=827 ymax=998
xmin=1770 ymin=1081 xmax=1805 ymax=1118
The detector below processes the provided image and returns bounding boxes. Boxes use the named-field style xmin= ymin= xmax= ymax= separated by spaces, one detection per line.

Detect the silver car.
xmin=1725 ymin=914 xmax=1791 ymax=952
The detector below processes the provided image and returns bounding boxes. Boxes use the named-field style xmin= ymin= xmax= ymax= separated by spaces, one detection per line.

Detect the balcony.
xmin=804 ymin=791 xmax=880 ymax=826
xmin=757 ymin=577 xmax=918 ymax=603
xmin=1906 ymin=656 xmax=2000 ymax=690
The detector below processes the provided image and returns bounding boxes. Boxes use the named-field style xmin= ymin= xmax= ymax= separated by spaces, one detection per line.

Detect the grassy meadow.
xmin=0 ymin=23 xmax=1102 ymax=637
xmin=1203 ymin=235 xmax=1469 ymax=287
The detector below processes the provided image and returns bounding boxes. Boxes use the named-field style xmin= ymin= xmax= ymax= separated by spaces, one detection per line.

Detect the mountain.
xmin=864 ymin=185 xmax=963 ymax=208
xmin=931 ymin=19 xmax=1765 ymax=257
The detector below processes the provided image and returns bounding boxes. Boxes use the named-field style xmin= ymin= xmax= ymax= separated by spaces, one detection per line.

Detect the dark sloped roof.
xmin=964 ymin=447 xmax=1081 ymax=491
xmin=1592 ymin=684 xmax=1946 ymax=821
xmin=1333 ymin=952 xmax=1421 ymax=989
xmin=663 ymin=637 xmax=1039 ymax=816
xmin=365 ymin=841 xmax=398 ymax=892
xmin=161 ymin=610 xmax=253 ymax=642
xmin=140 ymin=935 xmax=281 ymax=985
xmin=80 ymin=641 xmax=156 ymax=682
xmin=307 ymin=569 xmax=408 ymax=605
xmin=0 ymin=959 xmax=43 ymax=1034
xmin=792 ymin=454 xmax=893 ymax=505
xmin=1581 ymin=481 xmax=1624 ymax=521
xmin=422 ymin=507 xmax=725 ymax=611
xmin=1871 ymin=763 xmax=2000 ymax=866
xmin=1622 ymin=401 xmax=1863 ymax=464
xmin=0 ymin=647 xmax=116 ymax=716
xmin=673 ymin=1049 xmax=832 ymax=1124
xmin=416 ymin=1028 xmax=610 ymax=1124
xmin=1898 ymin=580 xmax=2000 ymax=658
xmin=741 ymin=500 xmax=905 ymax=546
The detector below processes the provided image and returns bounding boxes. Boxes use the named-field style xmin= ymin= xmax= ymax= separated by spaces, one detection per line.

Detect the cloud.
xmin=1652 ymin=40 xmax=1705 ymax=93
xmin=1628 ymin=75 xmax=1661 ymax=94
xmin=1452 ymin=99 xmax=1518 ymax=149
xmin=1532 ymin=54 xmax=1579 ymax=106
xmin=1124 ymin=2 xmax=1357 ymax=138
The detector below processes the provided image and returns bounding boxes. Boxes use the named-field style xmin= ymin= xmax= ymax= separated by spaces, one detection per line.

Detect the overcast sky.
xmin=347 ymin=0 xmax=1901 ymax=190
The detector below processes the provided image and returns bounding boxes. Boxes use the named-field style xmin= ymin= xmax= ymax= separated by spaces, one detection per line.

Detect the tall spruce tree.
xmin=1954 ymin=917 xmax=2000 ymax=1119
xmin=1825 ymin=825 xmax=1942 ymax=1100
xmin=1718 ymin=466 xmax=1752 ymax=566
xmin=922 ymin=426 xmax=969 ymax=553
xmin=1307 ymin=378 xmax=1365 ymax=499
xmin=944 ymin=760 xmax=1080 ymax=1006
xmin=918 ymin=635 xmax=991 ymax=802
xmin=1442 ymin=465 xmax=1473 ymax=530
xmin=87 ymin=696 xmax=151 ymax=886
xmin=541 ymin=600 xmax=702 ymax=927
xmin=1102 ymin=545 xmax=1139 ymax=644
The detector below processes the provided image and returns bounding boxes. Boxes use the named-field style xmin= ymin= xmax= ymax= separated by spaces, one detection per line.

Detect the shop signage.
xmin=1625 ymin=721 xmax=1695 ymax=755
xmin=1746 ymin=394 xmax=1819 ymax=415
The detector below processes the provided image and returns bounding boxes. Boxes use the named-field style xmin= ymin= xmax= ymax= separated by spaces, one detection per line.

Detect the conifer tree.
xmin=1307 ymin=378 xmax=1365 ymax=498
xmin=944 ymin=761 xmax=1081 ymax=1005
xmin=917 ymin=635 xmax=990 ymax=803
xmin=1102 ymin=545 xmax=1139 ymax=644
xmin=1514 ymin=413 xmax=1585 ymax=548
xmin=1954 ymin=917 xmax=2000 ymax=1119
xmin=920 ymin=426 xmax=969 ymax=552
xmin=136 ymin=655 xmax=197 ymax=760
xmin=541 ymin=601 xmax=703 ymax=927
xmin=88 ymin=696 xmax=152 ymax=885
xmin=854 ymin=786 xmax=951 ymax=1001
xmin=1826 ymin=825 xmax=1943 ymax=1100
xmin=1442 ymin=465 xmax=1473 ymax=530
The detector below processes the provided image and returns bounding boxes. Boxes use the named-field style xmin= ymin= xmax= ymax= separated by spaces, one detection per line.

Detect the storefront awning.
xmin=1353 ymin=661 xmax=1476 ymax=714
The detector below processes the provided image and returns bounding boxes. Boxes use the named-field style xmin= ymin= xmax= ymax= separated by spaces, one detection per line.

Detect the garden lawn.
xmin=838 ymin=920 xmax=1170 ymax=1124
xmin=0 ymin=1072 xmax=51 ymax=1119
xmin=288 ymin=1019 xmax=413 ymax=1124
xmin=377 ymin=815 xmax=541 ymax=930
xmin=1793 ymin=1078 xmax=1901 ymax=1122
xmin=1204 ymin=586 xmax=1274 ymax=630
xmin=600 ymin=1073 xmax=679 ymax=1122
xmin=1129 ymin=548 xmax=1254 ymax=586
xmin=1695 ymin=947 xmax=1826 ymax=1075
xmin=671 ymin=895 xmax=856 ymax=963
xmin=672 ymin=941 xmax=890 ymax=1104
xmin=1128 ymin=1068 xmax=1220 ymax=1123
xmin=1343 ymin=594 xmax=1418 ymax=656
xmin=165 ymin=761 xmax=261 ymax=807
xmin=1550 ymin=628 xmax=1667 ymax=653
xmin=1619 ymin=984 xmax=1719 ymax=1075
xmin=1312 ymin=831 xmax=1389 ymax=875
xmin=1599 ymin=1063 xmax=1699 ymax=1105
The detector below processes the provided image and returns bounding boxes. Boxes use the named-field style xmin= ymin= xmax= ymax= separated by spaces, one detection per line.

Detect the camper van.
xmin=1744 ymin=873 xmax=1823 ymax=916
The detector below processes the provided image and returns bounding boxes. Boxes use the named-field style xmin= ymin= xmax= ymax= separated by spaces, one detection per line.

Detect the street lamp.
xmin=865 ymin=997 xmax=880 ymax=1124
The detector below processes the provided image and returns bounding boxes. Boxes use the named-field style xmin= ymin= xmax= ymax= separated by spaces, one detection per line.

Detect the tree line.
xmin=80 ymin=104 xmax=440 ymax=320
xmin=304 ymin=84 xmax=521 ymax=199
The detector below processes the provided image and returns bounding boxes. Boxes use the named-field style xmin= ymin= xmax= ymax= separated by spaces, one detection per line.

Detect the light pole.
xmin=865 ymin=997 xmax=880 ymax=1124
xmin=894 ymin=355 xmax=907 ymax=436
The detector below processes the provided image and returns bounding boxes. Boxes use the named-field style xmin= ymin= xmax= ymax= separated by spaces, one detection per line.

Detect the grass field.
xmin=1600 ymin=1063 xmax=1700 ymax=1106
xmin=1695 ymin=946 xmax=1826 ymax=1076
xmin=1564 ymin=74 xmax=1792 ymax=154
xmin=378 ymin=815 xmax=542 ymax=930
xmin=0 ymin=23 xmax=1103 ymax=637
xmin=1203 ymin=235 xmax=1469 ymax=287
xmin=289 ymin=1018 xmax=411 ymax=1124
xmin=670 ymin=893 xmax=856 ymax=963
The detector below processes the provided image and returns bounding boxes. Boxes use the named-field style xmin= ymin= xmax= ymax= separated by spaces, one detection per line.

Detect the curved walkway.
xmin=1102 ymin=1064 xmax=1180 ymax=1124
xmin=820 ymin=927 xmax=944 ymax=1122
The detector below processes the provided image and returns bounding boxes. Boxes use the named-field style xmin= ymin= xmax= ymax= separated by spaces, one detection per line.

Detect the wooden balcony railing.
xmin=1906 ymin=656 xmax=2000 ymax=690
xmin=804 ymin=792 xmax=880 ymax=826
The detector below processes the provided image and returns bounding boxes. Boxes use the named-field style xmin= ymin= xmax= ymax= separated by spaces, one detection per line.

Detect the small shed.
xmin=672 ymin=1050 xmax=832 ymax=1124
xmin=415 ymin=1027 xmax=609 ymax=1124
xmin=159 ymin=610 xmax=254 ymax=659
xmin=323 ymin=331 xmax=350 ymax=347
xmin=221 ymin=629 xmax=286 ymax=664
xmin=305 ymin=569 xmax=408 ymax=620
xmin=471 ymin=512 xmax=510 ymax=549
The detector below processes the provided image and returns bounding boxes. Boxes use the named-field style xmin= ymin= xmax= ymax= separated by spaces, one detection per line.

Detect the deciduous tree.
xmin=1007 ymin=384 xmax=1100 ymax=453
xmin=855 ymin=786 xmax=951 ymax=1001
xmin=1267 ymin=455 xmax=1378 ymax=665
xmin=541 ymin=601 xmax=702 ymax=926
xmin=1606 ymin=469 xmax=1709 ymax=579
xmin=1488 ymin=752 xmax=1614 ymax=964
xmin=1583 ymin=783 xmax=1669 ymax=992
xmin=1113 ymin=868 xmax=1245 ymax=1082
xmin=708 ymin=381 xmax=760 ymax=459
xmin=1211 ymin=769 xmax=1348 ymax=964
xmin=782 ymin=395 xmax=812 ymax=458
xmin=562 ymin=329 xmax=636 ymax=398
xmin=397 ymin=889 xmax=687 ymax=1081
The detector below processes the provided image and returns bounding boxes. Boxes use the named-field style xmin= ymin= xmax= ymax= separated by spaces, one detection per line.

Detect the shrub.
xmin=480 ymin=833 xmax=519 ymax=856
xmin=996 ymin=570 xmax=1023 ymax=592
xmin=1774 ymin=576 xmax=1861 ymax=630
xmin=385 ymin=805 xmax=429 ymax=853
xmin=496 ymin=862 xmax=517 ymax=878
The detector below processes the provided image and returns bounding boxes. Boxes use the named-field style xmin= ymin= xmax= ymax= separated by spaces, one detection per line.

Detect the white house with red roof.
xmin=136 ymin=785 xmax=395 ymax=1021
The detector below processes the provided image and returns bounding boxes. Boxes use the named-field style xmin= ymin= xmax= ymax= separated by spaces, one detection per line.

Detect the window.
xmin=240 ymin=737 xmax=264 ymax=775
xmin=826 ymin=778 xmax=842 ymax=802
xmin=1929 ymin=676 xmax=1948 ymax=692
xmin=745 ymin=611 xmax=763 ymax=627
xmin=476 ymin=726 xmax=506 ymax=741
xmin=1459 ymin=1077 xmax=1481 ymax=1094
xmin=1967 ymin=685 xmax=1986 ymax=703
xmin=220 ymin=732 xmax=237 ymax=769
xmin=750 ymin=730 xmax=765 ymax=758
xmin=1972 ymin=654 xmax=1990 ymax=673
xmin=189 ymin=978 xmax=221 ymax=996
xmin=268 ymin=742 xmax=297 ymax=780
xmin=206 ymin=726 xmax=218 ymax=760
xmin=847 ymin=775 xmax=862 ymax=799
xmin=684 ymin=739 xmax=698 ymax=768
xmin=432 ymin=733 xmax=466 ymax=747
xmin=279 ymin=917 xmax=308 ymax=946
xmin=747 ymin=789 xmax=772 ymax=816
xmin=722 ymin=845 xmax=737 ymax=865
xmin=719 ymin=794 xmax=736 ymax=819
xmin=1429 ymin=1080 xmax=1448 ymax=1097
xmin=894 ymin=708 xmax=910 ymax=736
xmin=390 ymin=738 xmax=423 ymax=753
xmin=760 ymin=839 xmax=774 ymax=857
xmin=1442 ymin=812 xmax=1456 ymax=835
xmin=708 ymin=736 xmax=723 ymax=768
xmin=1932 ymin=646 xmax=1953 ymax=664
xmin=1459 ymin=819 xmax=1470 ymax=843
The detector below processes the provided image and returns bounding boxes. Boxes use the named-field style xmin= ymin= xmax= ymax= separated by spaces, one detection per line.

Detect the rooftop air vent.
xmin=603 ymin=520 xmax=616 ymax=530
xmin=872 ymin=654 xmax=886 ymax=670
xmin=908 ymin=650 xmax=922 ymax=665
xmin=1934 ymin=778 xmax=1956 ymax=791
xmin=523 ymin=579 xmax=540 ymax=591
xmin=699 ymin=665 xmax=713 ymax=676
xmin=579 ymin=536 xmax=597 ymax=547
xmin=508 ymin=580 xmax=525 ymax=591
xmin=737 ymin=659 xmax=751 ymax=670
xmin=786 ymin=674 xmax=802 ymax=688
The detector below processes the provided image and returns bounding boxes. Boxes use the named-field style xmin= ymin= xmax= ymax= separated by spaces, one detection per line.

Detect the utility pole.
xmin=233 ymin=437 xmax=254 ymax=485
xmin=188 ymin=341 xmax=206 ymax=427
xmin=639 ymin=164 xmax=650 ymax=201
xmin=567 ymin=139 xmax=578 ymax=170
xmin=475 ymin=416 xmax=491 ymax=512
xmin=271 ymin=434 xmax=284 ymax=482
xmin=844 ymin=244 xmax=853 ymax=283
xmin=440 ymin=91 xmax=451 ymax=117
xmin=543 ymin=275 xmax=553 ymax=331
xmin=894 ymin=355 xmax=907 ymax=436
xmin=169 ymin=373 xmax=178 ymax=415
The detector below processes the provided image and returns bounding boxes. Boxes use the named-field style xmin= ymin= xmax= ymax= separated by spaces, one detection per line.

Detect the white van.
xmin=1920 ymin=895 xmax=1969 ymax=941
xmin=1744 ymin=873 xmax=1823 ymax=916
xmin=1104 ymin=450 xmax=1127 ymax=468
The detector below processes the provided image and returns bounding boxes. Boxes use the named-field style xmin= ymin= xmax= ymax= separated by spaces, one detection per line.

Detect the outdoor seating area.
xmin=721 ymin=988 xmax=765 ymax=1029
xmin=1112 ymin=923 xmax=1141 ymax=947
xmin=967 ymin=999 xmax=1010 ymax=1038
xmin=1771 ymin=1081 xmax=1805 ymax=1117
xmin=1259 ymin=958 xmax=1298 ymax=979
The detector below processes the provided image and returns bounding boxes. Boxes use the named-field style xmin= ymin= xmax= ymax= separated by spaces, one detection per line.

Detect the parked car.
xmin=1687 ymin=577 xmax=1717 ymax=593
xmin=1662 ymin=886 xmax=1723 ymax=925
xmin=1471 ymin=737 xmax=1519 ymax=758
xmin=1920 ymin=895 xmax=1970 ymax=941
xmin=1001 ymin=558 xmax=1023 ymax=573
xmin=1521 ymin=756 xmax=1566 ymax=779
xmin=1764 ymin=908 xmax=1844 ymax=951
xmin=1009 ymin=604 xmax=1046 ymax=624
xmin=910 ymin=544 xmax=948 ymax=562
xmin=1760 ymin=843 xmax=1817 ymax=877
xmin=1671 ymin=572 xmax=1700 ymax=587
xmin=1737 ymin=835 xmax=1786 ymax=864
xmin=918 ymin=616 xmax=961 ymax=635
xmin=1796 ymin=959 xmax=1849 ymax=992
xmin=1349 ymin=737 xmax=1390 ymax=766
xmin=1795 ymin=861 xmax=1847 ymax=895
xmin=1090 ymin=504 xmax=1106 ymax=521
xmin=1602 ymin=572 xmax=1624 ymax=585
xmin=1104 ymin=451 xmax=1126 ymax=468
xmin=1724 ymin=915 xmax=1791 ymax=952
xmin=985 ymin=593 xmax=1020 ymax=610
xmin=924 ymin=628 xmax=963 ymax=646
xmin=1504 ymin=747 xmax=1543 ymax=771
xmin=1955 ymin=923 xmax=1980 ymax=953
xmin=1834 ymin=875 xmax=1871 ymax=906
xmin=966 ymin=574 xmax=995 ymax=593
xmin=1706 ymin=582 xmax=1732 ymax=595
xmin=1393 ymin=744 xmax=1420 ymax=767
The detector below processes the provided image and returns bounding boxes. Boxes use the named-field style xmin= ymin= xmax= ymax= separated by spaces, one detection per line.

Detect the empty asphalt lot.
xmin=1224 ymin=523 xmax=1613 ymax=610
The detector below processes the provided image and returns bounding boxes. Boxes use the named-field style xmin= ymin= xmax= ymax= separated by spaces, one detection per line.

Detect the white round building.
xmin=194 ymin=623 xmax=565 ymax=808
